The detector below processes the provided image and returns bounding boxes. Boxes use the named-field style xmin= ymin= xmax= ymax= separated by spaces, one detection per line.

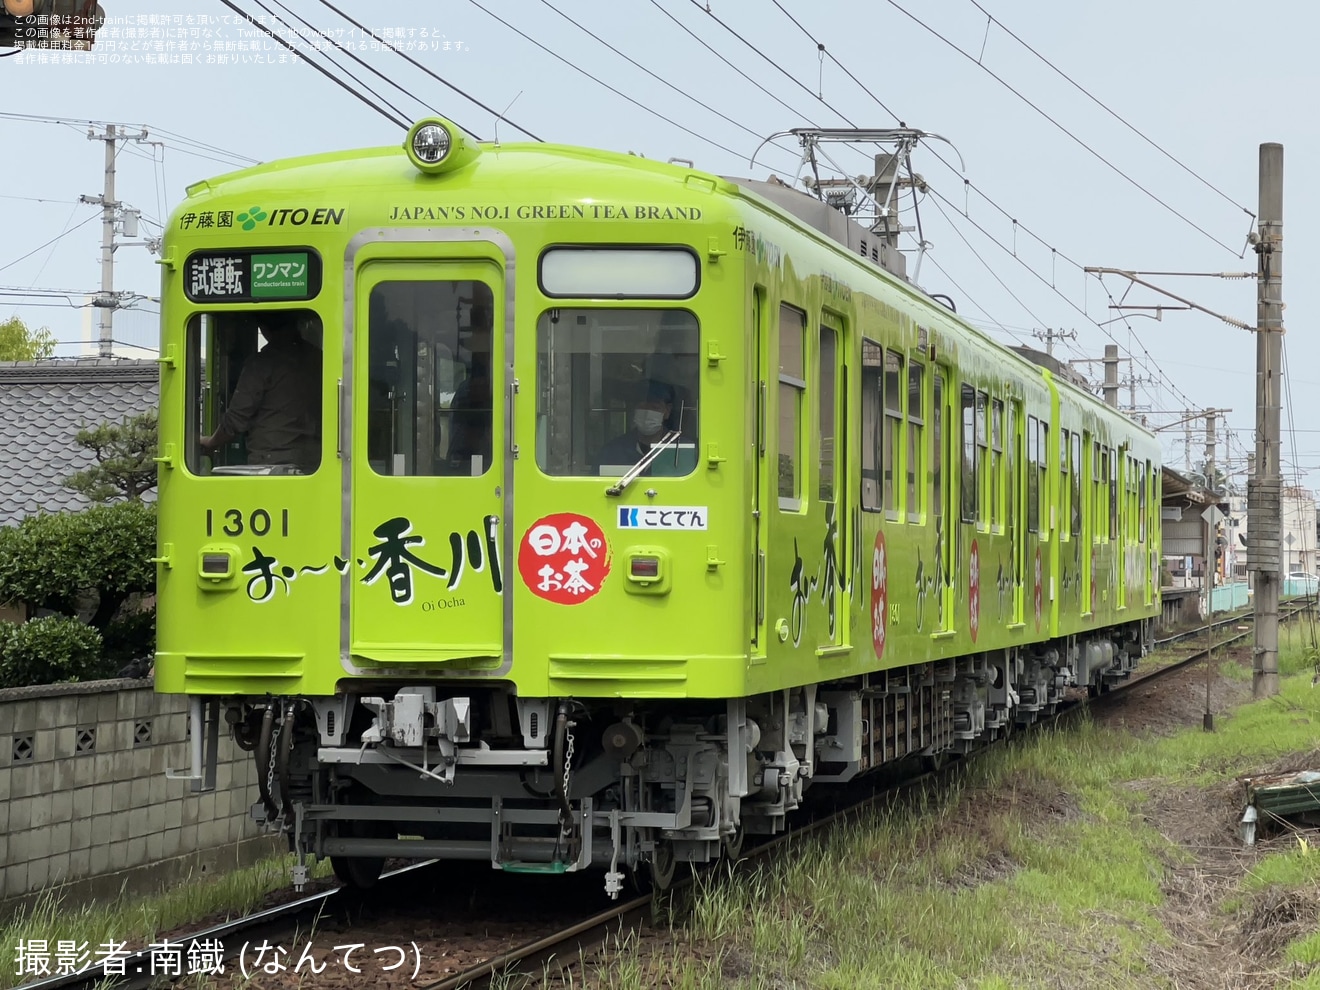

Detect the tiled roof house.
xmin=0 ymin=359 xmax=158 ymax=527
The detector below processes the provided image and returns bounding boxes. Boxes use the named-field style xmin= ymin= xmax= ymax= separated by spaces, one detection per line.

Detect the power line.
xmin=257 ymin=0 xmax=417 ymax=124
xmin=539 ymin=0 xmax=798 ymax=160
xmin=214 ymin=0 xmax=409 ymax=129
xmin=965 ymin=0 xmax=1252 ymax=219
xmin=312 ymin=0 xmax=538 ymax=141
xmin=882 ymin=0 xmax=1243 ymax=256
xmin=466 ymin=0 xmax=752 ymax=161
xmin=0 ymin=213 xmax=99 ymax=275
xmin=756 ymin=4 xmax=1205 ymax=412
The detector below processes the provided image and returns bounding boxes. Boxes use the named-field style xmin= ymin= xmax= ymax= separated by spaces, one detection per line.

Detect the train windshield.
xmin=535 ymin=308 xmax=699 ymax=478
xmin=185 ymin=309 xmax=324 ymax=477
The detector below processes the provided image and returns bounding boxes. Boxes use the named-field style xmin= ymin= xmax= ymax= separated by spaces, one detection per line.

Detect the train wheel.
xmin=330 ymin=819 xmax=389 ymax=890
xmin=332 ymin=853 xmax=385 ymax=890
xmin=649 ymin=839 xmax=677 ymax=890
xmin=721 ymin=823 xmax=745 ymax=863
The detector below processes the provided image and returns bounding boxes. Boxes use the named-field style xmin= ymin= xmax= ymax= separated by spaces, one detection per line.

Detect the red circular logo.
xmin=518 ymin=513 xmax=611 ymax=605
xmin=969 ymin=539 xmax=981 ymax=643
xmin=1033 ymin=547 xmax=1043 ymax=632
xmin=871 ymin=532 xmax=887 ymax=659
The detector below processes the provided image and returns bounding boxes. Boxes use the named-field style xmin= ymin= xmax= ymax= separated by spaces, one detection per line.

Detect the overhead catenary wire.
xmin=312 ymin=0 xmax=537 ymax=141
xmin=465 ymin=0 xmax=761 ymax=162
xmin=758 ymin=3 xmax=1202 ymax=413
xmin=215 ymin=0 xmax=409 ymax=129
xmin=252 ymin=0 xmax=417 ymax=124
xmin=882 ymin=0 xmax=1243 ymax=257
xmin=0 ymin=213 xmax=99 ymax=275
xmin=965 ymin=0 xmax=1252 ymax=219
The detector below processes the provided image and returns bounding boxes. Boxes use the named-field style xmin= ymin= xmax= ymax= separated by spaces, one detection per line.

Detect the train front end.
xmin=155 ymin=118 xmax=759 ymax=893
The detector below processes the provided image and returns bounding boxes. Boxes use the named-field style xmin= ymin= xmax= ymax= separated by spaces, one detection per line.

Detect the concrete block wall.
xmin=0 ymin=679 xmax=278 ymax=904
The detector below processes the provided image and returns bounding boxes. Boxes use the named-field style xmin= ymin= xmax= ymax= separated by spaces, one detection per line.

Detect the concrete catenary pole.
xmin=1103 ymin=344 xmax=1119 ymax=407
xmin=1250 ymin=143 xmax=1283 ymax=699
xmin=1205 ymin=410 xmax=1217 ymax=490
xmin=95 ymin=124 xmax=117 ymax=358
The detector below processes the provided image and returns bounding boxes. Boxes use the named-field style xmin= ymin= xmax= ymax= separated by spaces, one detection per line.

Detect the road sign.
xmin=1202 ymin=505 xmax=1225 ymax=527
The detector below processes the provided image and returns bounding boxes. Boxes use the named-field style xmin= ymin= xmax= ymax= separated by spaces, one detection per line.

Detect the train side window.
xmin=1139 ymin=460 xmax=1148 ymax=542
xmin=991 ymin=397 xmax=1003 ymax=533
xmin=1026 ymin=415 xmax=1039 ymax=533
xmin=961 ymin=385 xmax=977 ymax=524
xmin=1037 ymin=419 xmax=1049 ymax=540
xmin=861 ymin=339 xmax=882 ymax=511
xmin=819 ymin=321 xmax=838 ymax=502
xmin=1109 ymin=446 xmax=1118 ymax=541
xmin=975 ymin=390 xmax=988 ymax=530
xmin=536 ymin=307 xmax=700 ymax=478
xmin=186 ymin=309 xmax=324 ymax=477
xmin=907 ymin=361 xmax=924 ymax=521
xmin=1071 ymin=432 xmax=1083 ymax=536
xmin=884 ymin=350 xmax=903 ymax=517
xmin=1059 ymin=428 xmax=1071 ymax=542
xmin=932 ymin=373 xmax=944 ymax=519
xmin=778 ymin=304 xmax=807 ymax=509
xmin=1007 ymin=399 xmax=1018 ymax=534
xmin=1094 ymin=441 xmax=1104 ymax=544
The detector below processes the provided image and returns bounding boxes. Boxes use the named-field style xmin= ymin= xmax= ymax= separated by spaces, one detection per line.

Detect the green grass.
xmin=582 ymin=640 xmax=1320 ymax=989
xmin=0 ymin=852 xmax=332 ymax=990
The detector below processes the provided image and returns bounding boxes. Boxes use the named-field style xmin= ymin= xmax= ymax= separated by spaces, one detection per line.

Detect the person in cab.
xmin=200 ymin=311 xmax=321 ymax=473
xmin=593 ymin=378 xmax=695 ymax=477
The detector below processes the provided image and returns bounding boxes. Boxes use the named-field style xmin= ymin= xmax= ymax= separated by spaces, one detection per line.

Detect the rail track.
xmin=24 ymin=598 xmax=1315 ymax=990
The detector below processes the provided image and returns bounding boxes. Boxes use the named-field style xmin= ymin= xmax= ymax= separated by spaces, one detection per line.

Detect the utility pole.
xmin=1205 ymin=411 xmax=1217 ymax=491
xmin=1102 ymin=344 xmax=1120 ymax=408
xmin=1032 ymin=328 xmax=1076 ymax=357
xmin=1249 ymin=142 xmax=1283 ymax=699
xmin=80 ymin=124 xmax=150 ymax=358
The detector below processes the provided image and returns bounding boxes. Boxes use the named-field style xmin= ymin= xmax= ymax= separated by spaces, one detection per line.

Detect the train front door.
xmin=345 ymin=256 xmax=509 ymax=672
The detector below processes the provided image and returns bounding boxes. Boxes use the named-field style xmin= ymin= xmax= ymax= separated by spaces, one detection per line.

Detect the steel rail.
xmin=22 ymin=603 xmax=1315 ymax=990
xmin=17 ymin=860 xmax=439 ymax=990
xmin=1154 ymin=593 xmax=1313 ymax=649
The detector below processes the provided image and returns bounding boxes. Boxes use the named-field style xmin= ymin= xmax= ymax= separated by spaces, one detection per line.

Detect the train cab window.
xmin=861 ymin=340 xmax=882 ymax=511
xmin=884 ymin=350 xmax=903 ymax=516
xmin=536 ymin=308 xmax=699 ymax=478
xmin=778 ymin=305 xmax=807 ymax=508
xmin=907 ymin=361 xmax=924 ymax=521
xmin=819 ymin=321 xmax=838 ymax=502
xmin=186 ymin=309 xmax=323 ymax=477
xmin=366 ymin=280 xmax=494 ymax=477
xmin=960 ymin=385 xmax=976 ymax=524
xmin=1026 ymin=414 xmax=1039 ymax=533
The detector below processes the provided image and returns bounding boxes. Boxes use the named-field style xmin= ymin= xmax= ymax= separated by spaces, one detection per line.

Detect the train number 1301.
xmin=206 ymin=508 xmax=290 ymax=538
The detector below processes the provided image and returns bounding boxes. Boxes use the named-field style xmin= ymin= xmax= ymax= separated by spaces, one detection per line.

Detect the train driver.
xmin=594 ymin=378 xmax=695 ymax=477
xmin=199 ymin=311 xmax=322 ymax=473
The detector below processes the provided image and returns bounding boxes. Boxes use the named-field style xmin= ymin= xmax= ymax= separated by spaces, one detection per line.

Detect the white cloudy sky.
xmin=2 ymin=0 xmax=1317 ymax=487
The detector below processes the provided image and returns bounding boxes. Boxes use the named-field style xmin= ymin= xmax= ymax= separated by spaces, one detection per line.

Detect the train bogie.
xmin=155 ymin=118 xmax=1161 ymax=895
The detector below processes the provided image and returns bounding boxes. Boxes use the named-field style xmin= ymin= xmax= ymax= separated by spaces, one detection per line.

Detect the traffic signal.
xmin=0 ymin=0 xmax=104 ymax=50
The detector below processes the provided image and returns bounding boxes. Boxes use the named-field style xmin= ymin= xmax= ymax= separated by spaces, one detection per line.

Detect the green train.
xmin=155 ymin=117 xmax=1161 ymax=895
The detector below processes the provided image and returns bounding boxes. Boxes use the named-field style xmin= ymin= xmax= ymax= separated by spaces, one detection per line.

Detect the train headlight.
xmin=404 ymin=117 xmax=478 ymax=174
xmin=412 ymin=122 xmax=451 ymax=164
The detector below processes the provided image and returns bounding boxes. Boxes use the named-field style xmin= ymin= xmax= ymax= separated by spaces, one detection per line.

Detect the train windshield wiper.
xmin=604 ymin=429 xmax=682 ymax=497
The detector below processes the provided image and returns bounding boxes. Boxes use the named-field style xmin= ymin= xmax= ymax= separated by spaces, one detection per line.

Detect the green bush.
xmin=101 ymin=608 xmax=155 ymax=670
xmin=0 ymin=615 xmax=107 ymax=688
xmin=0 ymin=500 xmax=155 ymax=631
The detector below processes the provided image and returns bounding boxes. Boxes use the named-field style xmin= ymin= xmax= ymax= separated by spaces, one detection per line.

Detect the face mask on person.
xmin=633 ymin=408 xmax=665 ymax=435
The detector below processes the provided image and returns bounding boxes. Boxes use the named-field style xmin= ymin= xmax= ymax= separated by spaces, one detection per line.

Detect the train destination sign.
xmin=184 ymin=249 xmax=322 ymax=303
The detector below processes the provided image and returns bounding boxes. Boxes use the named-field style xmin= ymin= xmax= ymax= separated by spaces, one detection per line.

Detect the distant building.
xmin=0 ymin=358 xmax=158 ymax=528
xmin=1281 ymin=486 xmax=1317 ymax=576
